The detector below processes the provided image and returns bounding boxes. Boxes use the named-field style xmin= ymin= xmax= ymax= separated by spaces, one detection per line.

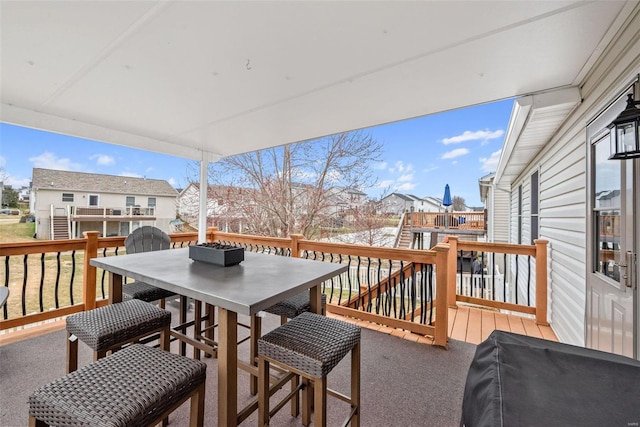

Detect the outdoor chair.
xmin=124 ymin=226 xmax=190 ymax=355
xmin=29 ymin=344 xmax=206 ymax=427
xmin=258 ymin=312 xmax=361 ymax=426
xmin=248 ymin=291 xmax=327 ymax=396
xmin=65 ymin=299 xmax=171 ymax=373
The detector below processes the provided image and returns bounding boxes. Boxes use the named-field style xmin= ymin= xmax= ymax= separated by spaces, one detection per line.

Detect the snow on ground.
xmin=319 ymin=227 xmax=397 ymax=247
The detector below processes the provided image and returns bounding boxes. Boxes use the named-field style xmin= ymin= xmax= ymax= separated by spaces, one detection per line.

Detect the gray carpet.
xmin=0 ymin=310 xmax=476 ymax=427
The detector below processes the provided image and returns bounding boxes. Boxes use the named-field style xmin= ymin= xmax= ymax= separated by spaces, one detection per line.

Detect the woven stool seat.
xmin=264 ymin=291 xmax=327 ymax=319
xmin=259 ymin=312 xmax=360 ymax=378
xmin=66 ymin=299 xmax=171 ymax=351
xmin=258 ymin=312 xmax=361 ymax=426
xmin=29 ymin=344 xmax=206 ymax=427
xmin=123 ymin=280 xmax=177 ymax=303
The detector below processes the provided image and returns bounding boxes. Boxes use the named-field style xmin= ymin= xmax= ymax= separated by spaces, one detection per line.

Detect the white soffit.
xmin=495 ymin=87 xmax=583 ymax=186
xmin=0 ymin=1 xmax=628 ymax=160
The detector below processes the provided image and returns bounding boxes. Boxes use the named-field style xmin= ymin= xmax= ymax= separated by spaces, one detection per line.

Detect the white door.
xmin=587 ymin=90 xmax=638 ymax=359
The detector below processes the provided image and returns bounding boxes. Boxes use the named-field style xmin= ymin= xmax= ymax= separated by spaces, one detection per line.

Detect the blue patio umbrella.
xmin=442 ymin=184 xmax=452 ymax=207
xmin=443 ymin=184 xmax=452 ymax=228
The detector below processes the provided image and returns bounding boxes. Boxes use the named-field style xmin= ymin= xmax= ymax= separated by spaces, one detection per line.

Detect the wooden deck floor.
xmin=448 ymin=305 xmax=557 ymax=344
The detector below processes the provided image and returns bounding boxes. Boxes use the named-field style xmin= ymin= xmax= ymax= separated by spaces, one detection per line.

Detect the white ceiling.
xmin=0 ymin=1 xmax=629 ymax=161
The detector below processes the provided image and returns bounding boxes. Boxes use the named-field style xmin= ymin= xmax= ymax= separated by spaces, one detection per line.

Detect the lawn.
xmin=0 ymin=220 xmax=36 ymax=243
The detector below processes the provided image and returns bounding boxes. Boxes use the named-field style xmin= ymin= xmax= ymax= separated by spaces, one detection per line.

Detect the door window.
xmin=593 ymin=135 xmax=621 ymax=281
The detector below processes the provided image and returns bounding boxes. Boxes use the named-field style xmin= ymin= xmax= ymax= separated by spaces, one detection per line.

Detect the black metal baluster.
xmin=55 ymin=253 xmax=61 ymax=308
xmin=366 ymin=258 xmax=372 ymax=312
xmin=21 ymin=254 xmax=28 ymax=316
xmin=503 ymin=253 xmax=507 ymax=302
xmin=514 ymin=254 xmax=519 ymax=304
xmin=69 ymin=251 xmax=76 ymax=306
xmin=38 ymin=253 xmax=45 ymax=312
xmin=3 ymin=256 xmax=10 ymax=320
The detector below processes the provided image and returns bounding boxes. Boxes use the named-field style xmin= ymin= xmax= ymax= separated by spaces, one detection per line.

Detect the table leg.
xmin=218 ymin=307 xmax=238 ymax=427
xmin=309 ymin=284 xmax=321 ymax=314
xmin=108 ymin=273 xmax=123 ymax=304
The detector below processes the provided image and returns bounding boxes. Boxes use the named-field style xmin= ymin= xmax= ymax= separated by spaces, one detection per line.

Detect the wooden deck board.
xmin=480 ymin=309 xmax=496 ymax=341
xmin=465 ymin=307 xmax=483 ymax=344
xmin=450 ymin=306 xmax=469 ymax=342
xmin=448 ymin=305 xmax=558 ymax=345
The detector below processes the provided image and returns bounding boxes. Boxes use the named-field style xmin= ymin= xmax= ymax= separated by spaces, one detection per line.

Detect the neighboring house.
xmin=31 ymin=168 xmax=178 ymax=240
xmin=177 ymin=183 xmax=256 ymax=232
xmin=18 ymin=186 xmax=30 ymax=203
xmin=326 ymin=187 xmax=369 ymax=216
xmin=491 ymin=11 xmax=639 ymax=359
xmin=380 ymin=193 xmax=444 ymax=215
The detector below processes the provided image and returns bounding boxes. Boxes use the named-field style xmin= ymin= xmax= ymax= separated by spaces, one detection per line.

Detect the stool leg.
xmin=160 ymin=326 xmax=170 ymax=352
xmin=193 ymin=300 xmax=203 ymax=360
xmin=204 ymin=303 xmax=215 ymax=358
xmin=301 ymin=378 xmax=312 ymax=427
xmin=351 ymin=341 xmax=361 ymax=427
xmin=189 ymin=382 xmax=206 ymax=427
xmin=28 ymin=415 xmax=47 ymax=427
xmin=314 ymin=376 xmax=327 ymax=427
xmin=290 ymin=373 xmax=300 ymax=417
xmin=66 ymin=332 xmax=78 ymax=373
xmin=180 ymin=296 xmax=188 ymax=356
xmin=250 ymin=314 xmax=262 ymax=396
xmin=258 ymin=356 xmax=270 ymax=426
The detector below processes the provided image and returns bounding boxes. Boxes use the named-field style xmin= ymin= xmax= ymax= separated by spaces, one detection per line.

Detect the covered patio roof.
xmin=0 ymin=1 xmax=630 ymax=161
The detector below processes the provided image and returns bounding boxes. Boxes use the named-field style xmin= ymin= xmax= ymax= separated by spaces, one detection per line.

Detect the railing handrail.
xmin=1 ymin=226 xmax=548 ymax=348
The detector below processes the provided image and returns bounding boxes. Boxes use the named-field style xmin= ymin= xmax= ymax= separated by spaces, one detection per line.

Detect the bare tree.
xmin=189 ymin=131 xmax=382 ymax=239
xmin=452 ymin=195 xmax=466 ymax=211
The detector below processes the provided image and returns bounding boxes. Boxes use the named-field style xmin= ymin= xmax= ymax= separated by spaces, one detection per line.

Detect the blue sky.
xmin=0 ymin=99 xmax=513 ymax=207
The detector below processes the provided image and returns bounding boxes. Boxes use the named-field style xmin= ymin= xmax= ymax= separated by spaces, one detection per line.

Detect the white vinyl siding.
xmin=493 ymin=190 xmax=510 ymax=243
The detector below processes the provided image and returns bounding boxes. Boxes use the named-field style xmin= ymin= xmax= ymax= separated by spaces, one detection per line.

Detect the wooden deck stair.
xmin=51 ymin=216 xmax=69 ymax=240
xmin=396 ymin=226 xmax=413 ymax=249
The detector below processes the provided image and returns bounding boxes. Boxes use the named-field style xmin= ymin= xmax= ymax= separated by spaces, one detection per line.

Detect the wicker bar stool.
xmin=29 ymin=344 xmax=206 ymax=427
xmin=249 ymin=291 xmax=327 ymax=395
xmin=258 ymin=312 xmax=361 ymax=427
xmin=65 ymin=299 xmax=171 ymax=373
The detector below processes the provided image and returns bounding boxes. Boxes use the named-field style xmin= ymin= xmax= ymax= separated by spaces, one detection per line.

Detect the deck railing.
xmin=445 ymin=236 xmax=549 ymax=326
xmin=405 ymin=211 xmax=486 ymax=231
xmin=1 ymin=227 xmax=548 ymax=348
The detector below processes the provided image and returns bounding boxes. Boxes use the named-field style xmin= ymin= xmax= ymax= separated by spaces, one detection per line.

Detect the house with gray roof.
xmin=380 ymin=193 xmax=444 ymax=216
xmin=31 ymin=168 xmax=178 ymax=240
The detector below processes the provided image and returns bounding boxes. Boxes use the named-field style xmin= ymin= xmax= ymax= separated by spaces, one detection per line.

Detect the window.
xmin=147 ymin=197 xmax=156 ymax=208
xmin=531 ymin=171 xmax=539 ymax=243
xmin=125 ymin=196 xmax=135 ymax=206
xmin=62 ymin=193 xmax=74 ymax=202
xmin=89 ymin=194 xmax=99 ymax=206
xmin=593 ymin=135 xmax=621 ymax=280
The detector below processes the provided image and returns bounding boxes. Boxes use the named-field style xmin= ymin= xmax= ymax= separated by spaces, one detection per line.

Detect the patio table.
xmin=90 ymin=247 xmax=347 ymax=427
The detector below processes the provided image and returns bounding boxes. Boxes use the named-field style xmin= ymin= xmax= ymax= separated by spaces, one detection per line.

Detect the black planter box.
xmin=189 ymin=243 xmax=244 ymax=267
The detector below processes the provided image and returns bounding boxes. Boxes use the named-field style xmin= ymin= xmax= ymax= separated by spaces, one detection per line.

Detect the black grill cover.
xmin=461 ymin=330 xmax=640 ymax=427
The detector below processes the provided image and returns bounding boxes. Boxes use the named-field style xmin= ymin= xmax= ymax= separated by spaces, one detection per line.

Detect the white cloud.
xmin=442 ymin=129 xmax=504 ymax=145
xmin=441 ymin=148 xmax=469 ymax=159
xmin=397 ymin=173 xmax=413 ymax=182
xmin=479 ymin=149 xmax=502 ymax=172
xmin=376 ymin=179 xmax=395 ymax=188
xmin=423 ymin=166 xmax=439 ymax=173
xmin=167 ymin=177 xmax=177 ymax=186
xmin=389 ymin=160 xmax=413 ymax=173
xmin=396 ymin=182 xmax=416 ymax=191
xmin=0 ymin=156 xmax=5 ymax=168
xmin=89 ymin=154 xmax=115 ymax=166
xmin=119 ymin=171 xmax=143 ymax=178
xmin=372 ymin=161 xmax=388 ymax=170
xmin=29 ymin=151 xmax=84 ymax=171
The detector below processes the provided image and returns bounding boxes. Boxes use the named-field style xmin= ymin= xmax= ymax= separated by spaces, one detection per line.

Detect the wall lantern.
xmin=608 ymin=91 xmax=640 ymax=160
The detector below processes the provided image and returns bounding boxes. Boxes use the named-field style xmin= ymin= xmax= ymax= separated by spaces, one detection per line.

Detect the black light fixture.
xmin=608 ymin=90 xmax=640 ymax=160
